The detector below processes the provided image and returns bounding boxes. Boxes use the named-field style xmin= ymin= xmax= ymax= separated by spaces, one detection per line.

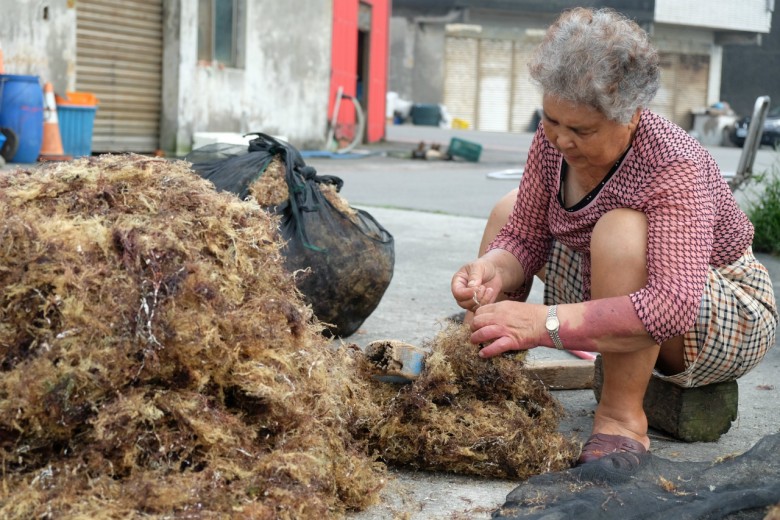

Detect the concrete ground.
xmin=2 ymin=126 xmax=778 ymax=518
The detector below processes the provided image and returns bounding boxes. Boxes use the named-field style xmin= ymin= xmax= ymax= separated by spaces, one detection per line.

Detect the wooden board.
xmin=524 ymin=359 xmax=595 ymax=390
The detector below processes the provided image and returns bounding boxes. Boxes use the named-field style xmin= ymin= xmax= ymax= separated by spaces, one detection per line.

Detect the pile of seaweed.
xmin=0 ymin=154 xmax=577 ymax=518
xmin=362 ymin=324 xmax=579 ymax=479
xmin=247 ymin=155 xmax=356 ymax=220
xmin=0 ymin=155 xmax=383 ymax=518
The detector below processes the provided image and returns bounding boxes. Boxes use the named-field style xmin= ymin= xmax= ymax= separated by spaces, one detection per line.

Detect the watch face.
xmin=546 ymin=317 xmax=559 ymax=331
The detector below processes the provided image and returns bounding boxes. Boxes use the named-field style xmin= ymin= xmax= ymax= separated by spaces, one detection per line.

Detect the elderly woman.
xmin=451 ymin=7 xmax=777 ymax=465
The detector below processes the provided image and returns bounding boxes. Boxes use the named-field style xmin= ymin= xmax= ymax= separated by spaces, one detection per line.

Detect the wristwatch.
xmin=545 ymin=305 xmax=565 ymax=350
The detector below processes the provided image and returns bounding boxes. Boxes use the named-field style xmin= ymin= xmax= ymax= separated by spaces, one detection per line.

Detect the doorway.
xmin=357 ymin=3 xmax=372 ymax=142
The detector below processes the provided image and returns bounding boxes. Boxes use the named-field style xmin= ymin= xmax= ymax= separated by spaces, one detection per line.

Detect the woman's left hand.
xmin=470 ymin=301 xmax=547 ymax=358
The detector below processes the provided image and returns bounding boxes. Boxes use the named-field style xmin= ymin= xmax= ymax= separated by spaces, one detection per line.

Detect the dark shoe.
xmin=577 ymin=433 xmax=648 ymax=465
xmin=577 ymin=451 xmax=650 ymax=484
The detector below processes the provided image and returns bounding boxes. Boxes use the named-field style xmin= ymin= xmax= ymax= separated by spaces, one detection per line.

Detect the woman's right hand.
xmin=451 ymin=259 xmax=503 ymax=312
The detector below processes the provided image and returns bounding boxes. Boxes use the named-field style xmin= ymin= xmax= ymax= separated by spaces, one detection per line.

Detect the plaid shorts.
xmin=543 ymin=241 xmax=778 ymax=388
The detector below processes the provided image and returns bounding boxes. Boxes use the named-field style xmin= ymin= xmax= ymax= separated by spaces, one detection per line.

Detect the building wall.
xmin=388 ymin=9 xmax=466 ymax=104
xmin=390 ymin=4 xmax=752 ymax=131
xmin=721 ymin=4 xmax=780 ymax=117
xmin=651 ymin=23 xmax=720 ymax=119
xmin=162 ymin=0 xmax=333 ymax=155
xmin=3 ymin=0 xmax=391 ymax=155
xmin=388 ymin=17 xmax=414 ymax=100
xmin=411 ymin=23 xmax=447 ymax=104
xmin=439 ymin=13 xmax=553 ymax=133
xmin=0 ymin=0 xmax=76 ymax=93
xmin=655 ymin=0 xmax=772 ymax=33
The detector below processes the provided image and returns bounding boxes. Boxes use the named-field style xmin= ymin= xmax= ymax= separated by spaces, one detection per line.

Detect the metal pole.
xmin=730 ymin=95 xmax=771 ymax=191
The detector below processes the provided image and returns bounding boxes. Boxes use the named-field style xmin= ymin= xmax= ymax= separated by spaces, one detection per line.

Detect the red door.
xmin=330 ymin=0 xmax=388 ymax=144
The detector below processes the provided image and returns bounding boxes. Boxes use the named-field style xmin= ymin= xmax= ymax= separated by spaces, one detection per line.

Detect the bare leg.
xmin=477 ymin=188 xmax=519 ymax=257
xmin=464 ymin=189 xmax=530 ymax=323
xmin=589 ymin=209 xmax=684 ymax=449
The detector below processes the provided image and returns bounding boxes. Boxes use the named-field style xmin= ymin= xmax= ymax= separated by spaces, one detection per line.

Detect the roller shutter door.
xmin=76 ymin=0 xmax=163 ymax=153
xmin=510 ymin=42 xmax=542 ymax=133
xmin=444 ymin=35 xmax=543 ymax=133
xmin=443 ymin=36 xmax=479 ymax=128
xmin=674 ymin=54 xmax=709 ymax=130
xmin=477 ymin=39 xmax=512 ymax=132
xmin=651 ymin=52 xmax=709 ymax=129
xmin=652 ymin=53 xmax=677 ymax=122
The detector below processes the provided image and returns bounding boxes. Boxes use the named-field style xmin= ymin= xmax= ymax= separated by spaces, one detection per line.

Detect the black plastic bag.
xmin=187 ymin=133 xmax=394 ymax=337
xmin=495 ymin=432 xmax=780 ymax=519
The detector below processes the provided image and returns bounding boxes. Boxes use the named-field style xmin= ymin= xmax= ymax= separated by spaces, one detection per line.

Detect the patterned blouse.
xmin=489 ymin=109 xmax=754 ymax=344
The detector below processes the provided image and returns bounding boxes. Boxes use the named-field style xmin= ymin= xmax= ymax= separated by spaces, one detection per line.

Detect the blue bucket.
xmin=58 ymin=104 xmax=98 ymax=157
xmin=0 ymin=74 xmax=44 ymax=163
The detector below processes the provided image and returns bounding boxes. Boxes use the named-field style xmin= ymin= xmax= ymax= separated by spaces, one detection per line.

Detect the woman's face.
xmin=541 ymin=94 xmax=640 ymax=173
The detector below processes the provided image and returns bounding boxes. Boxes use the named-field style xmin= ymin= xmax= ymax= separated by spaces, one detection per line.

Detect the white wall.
xmin=162 ymin=0 xmax=333 ymax=156
xmin=0 ymin=0 xmax=76 ymax=93
xmin=655 ymin=0 xmax=773 ymax=33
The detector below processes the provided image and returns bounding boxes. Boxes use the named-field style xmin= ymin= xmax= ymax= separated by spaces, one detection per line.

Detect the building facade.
xmin=0 ymin=0 xmax=389 ymax=155
xmin=390 ymin=0 xmax=774 ymax=132
xmin=721 ymin=1 xmax=780 ymax=117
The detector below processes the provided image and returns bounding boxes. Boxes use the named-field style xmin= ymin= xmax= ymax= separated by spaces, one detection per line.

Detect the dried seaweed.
xmin=0 ymin=155 xmax=384 ymax=519
xmin=0 ymin=154 xmax=576 ymax=519
xmin=362 ymin=323 xmax=580 ymax=479
xmin=247 ymin=155 xmax=288 ymax=207
xmin=247 ymin=155 xmax=358 ymax=221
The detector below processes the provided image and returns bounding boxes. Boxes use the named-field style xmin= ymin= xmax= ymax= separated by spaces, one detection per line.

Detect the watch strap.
xmin=546 ymin=305 xmax=565 ymax=350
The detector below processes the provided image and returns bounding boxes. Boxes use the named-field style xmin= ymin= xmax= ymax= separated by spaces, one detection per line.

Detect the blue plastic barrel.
xmin=0 ymin=74 xmax=44 ymax=163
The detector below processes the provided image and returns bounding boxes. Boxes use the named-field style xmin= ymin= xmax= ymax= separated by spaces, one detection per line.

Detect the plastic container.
xmin=410 ymin=104 xmax=442 ymax=126
xmin=55 ymin=91 xmax=99 ymax=106
xmin=448 ymin=137 xmax=482 ymax=162
xmin=57 ymin=104 xmax=98 ymax=157
xmin=0 ymin=74 xmax=44 ymax=163
xmin=451 ymin=117 xmax=470 ymax=130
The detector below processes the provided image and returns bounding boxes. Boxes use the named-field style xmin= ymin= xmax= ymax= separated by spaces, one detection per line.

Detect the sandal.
xmin=577 ymin=433 xmax=648 ymax=465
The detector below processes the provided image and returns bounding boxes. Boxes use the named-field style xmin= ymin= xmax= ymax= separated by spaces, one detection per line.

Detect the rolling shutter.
xmin=651 ymin=53 xmax=677 ymax=121
xmin=674 ymin=54 xmax=709 ymax=129
xmin=443 ymin=36 xmax=479 ymax=128
xmin=477 ymin=39 xmax=512 ymax=132
xmin=510 ymin=42 xmax=542 ymax=133
xmin=76 ymin=0 xmax=163 ymax=153
xmin=444 ymin=35 xmax=543 ymax=133
xmin=651 ymin=52 xmax=709 ymax=129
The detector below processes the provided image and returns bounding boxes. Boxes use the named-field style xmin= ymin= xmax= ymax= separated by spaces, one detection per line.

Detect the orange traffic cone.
xmin=39 ymin=82 xmax=71 ymax=162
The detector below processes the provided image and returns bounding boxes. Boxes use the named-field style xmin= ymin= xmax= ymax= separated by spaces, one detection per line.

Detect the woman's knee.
xmin=591 ymin=209 xmax=648 ymax=296
xmin=591 ymin=208 xmax=648 ymax=265
xmin=479 ymin=188 xmax=518 ymax=256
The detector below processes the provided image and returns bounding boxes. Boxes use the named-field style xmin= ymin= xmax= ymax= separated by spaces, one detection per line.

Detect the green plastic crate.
xmin=448 ymin=137 xmax=482 ymax=162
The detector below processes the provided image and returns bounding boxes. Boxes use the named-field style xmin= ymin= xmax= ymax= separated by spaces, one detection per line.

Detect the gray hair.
xmin=529 ymin=7 xmax=660 ymax=123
